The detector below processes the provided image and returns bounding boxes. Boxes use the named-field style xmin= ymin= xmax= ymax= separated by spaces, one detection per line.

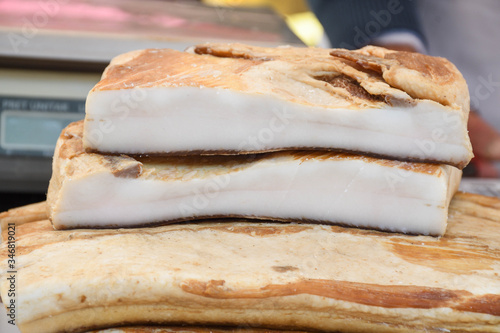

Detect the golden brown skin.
xmin=92 ymin=43 xmax=468 ymax=112
xmin=330 ymin=46 xmax=470 ymax=112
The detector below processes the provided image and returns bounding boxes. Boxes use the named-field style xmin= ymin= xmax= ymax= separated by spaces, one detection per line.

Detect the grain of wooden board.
xmin=0 ymin=192 xmax=499 ymax=333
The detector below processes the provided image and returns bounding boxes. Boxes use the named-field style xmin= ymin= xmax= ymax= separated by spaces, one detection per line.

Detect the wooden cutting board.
xmin=0 ymin=192 xmax=499 ymax=333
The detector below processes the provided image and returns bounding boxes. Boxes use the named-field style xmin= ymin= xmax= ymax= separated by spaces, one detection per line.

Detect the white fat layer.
xmin=53 ymin=158 xmax=460 ymax=236
xmin=84 ymin=87 xmax=470 ymax=165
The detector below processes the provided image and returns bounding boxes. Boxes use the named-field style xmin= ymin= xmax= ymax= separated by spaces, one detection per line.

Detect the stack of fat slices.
xmin=5 ymin=44 xmax=500 ymax=333
xmin=47 ymin=43 xmax=472 ymax=236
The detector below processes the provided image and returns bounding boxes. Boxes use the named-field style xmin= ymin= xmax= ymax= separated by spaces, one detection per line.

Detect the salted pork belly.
xmin=49 ymin=121 xmax=461 ymax=235
xmin=2 ymin=193 xmax=500 ymax=333
xmin=83 ymin=43 xmax=472 ymax=168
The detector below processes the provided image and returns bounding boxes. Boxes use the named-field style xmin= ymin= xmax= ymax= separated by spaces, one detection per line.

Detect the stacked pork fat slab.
xmin=48 ymin=43 xmax=472 ymax=236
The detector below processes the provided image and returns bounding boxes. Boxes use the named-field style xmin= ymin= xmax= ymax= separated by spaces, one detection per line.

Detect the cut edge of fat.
xmin=49 ymin=152 xmax=462 ymax=236
xmin=83 ymin=87 xmax=472 ymax=168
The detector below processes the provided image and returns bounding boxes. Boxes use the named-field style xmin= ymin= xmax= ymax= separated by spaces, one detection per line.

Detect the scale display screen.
xmin=1 ymin=110 xmax=82 ymax=151
xmin=0 ymin=96 xmax=85 ymax=157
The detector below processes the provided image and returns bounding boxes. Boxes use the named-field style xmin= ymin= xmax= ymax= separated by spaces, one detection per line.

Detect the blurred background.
xmin=0 ymin=0 xmax=499 ymax=214
xmin=1 ymin=2 xmax=499 ymax=332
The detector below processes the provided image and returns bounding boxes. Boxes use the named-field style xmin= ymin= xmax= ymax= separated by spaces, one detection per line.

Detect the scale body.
xmin=0 ymin=69 xmax=99 ymax=192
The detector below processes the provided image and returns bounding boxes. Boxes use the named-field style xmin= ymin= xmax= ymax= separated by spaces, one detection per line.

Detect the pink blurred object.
xmin=0 ymin=0 xmax=283 ymax=42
